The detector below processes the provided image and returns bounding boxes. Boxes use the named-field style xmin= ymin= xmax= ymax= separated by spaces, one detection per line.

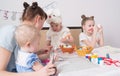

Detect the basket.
xmin=76 ymin=46 xmax=93 ymax=56
xmin=60 ymin=45 xmax=76 ymax=53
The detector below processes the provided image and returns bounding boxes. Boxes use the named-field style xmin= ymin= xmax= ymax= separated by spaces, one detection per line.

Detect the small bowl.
xmin=76 ymin=46 xmax=93 ymax=56
xmin=60 ymin=45 xmax=75 ymax=53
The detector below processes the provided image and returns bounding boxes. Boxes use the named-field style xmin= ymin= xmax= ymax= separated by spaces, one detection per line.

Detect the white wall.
xmin=0 ymin=0 xmax=120 ymax=47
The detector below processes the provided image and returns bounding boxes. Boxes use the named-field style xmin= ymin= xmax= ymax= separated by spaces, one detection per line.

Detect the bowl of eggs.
xmin=76 ymin=46 xmax=93 ymax=56
xmin=60 ymin=45 xmax=76 ymax=53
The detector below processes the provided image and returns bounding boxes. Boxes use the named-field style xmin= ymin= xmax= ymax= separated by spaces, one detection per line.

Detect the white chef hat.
xmin=46 ymin=9 xmax=62 ymax=24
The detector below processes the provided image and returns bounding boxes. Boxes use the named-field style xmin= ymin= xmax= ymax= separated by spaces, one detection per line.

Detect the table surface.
xmin=56 ymin=46 xmax=120 ymax=76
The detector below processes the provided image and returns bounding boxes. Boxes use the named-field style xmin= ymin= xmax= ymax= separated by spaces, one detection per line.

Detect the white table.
xmin=56 ymin=46 xmax=120 ymax=76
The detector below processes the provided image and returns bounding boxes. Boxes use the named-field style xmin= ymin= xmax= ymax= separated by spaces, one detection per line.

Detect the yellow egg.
xmin=82 ymin=46 xmax=87 ymax=50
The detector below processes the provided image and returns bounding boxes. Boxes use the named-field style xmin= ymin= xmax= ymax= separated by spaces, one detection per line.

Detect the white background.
xmin=0 ymin=0 xmax=120 ymax=47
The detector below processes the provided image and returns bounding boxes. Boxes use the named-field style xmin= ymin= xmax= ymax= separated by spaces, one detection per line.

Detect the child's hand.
xmin=61 ymin=34 xmax=70 ymax=43
xmin=93 ymin=25 xmax=99 ymax=35
xmin=97 ymin=24 xmax=103 ymax=34
xmin=61 ymin=37 xmax=67 ymax=43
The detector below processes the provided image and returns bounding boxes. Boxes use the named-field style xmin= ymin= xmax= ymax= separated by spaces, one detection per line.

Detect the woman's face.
xmin=50 ymin=22 xmax=62 ymax=32
xmin=35 ymin=16 xmax=46 ymax=31
xmin=83 ymin=20 xmax=95 ymax=34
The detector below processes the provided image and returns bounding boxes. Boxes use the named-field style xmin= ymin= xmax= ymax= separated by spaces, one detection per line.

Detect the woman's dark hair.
xmin=81 ymin=14 xmax=94 ymax=26
xmin=22 ymin=2 xmax=47 ymax=21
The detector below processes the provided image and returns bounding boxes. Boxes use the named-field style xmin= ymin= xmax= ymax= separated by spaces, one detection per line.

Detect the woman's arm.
xmin=0 ymin=70 xmax=44 ymax=76
xmin=0 ymin=47 xmax=55 ymax=76
xmin=0 ymin=47 xmax=11 ymax=71
xmin=0 ymin=47 xmax=37 ymax=76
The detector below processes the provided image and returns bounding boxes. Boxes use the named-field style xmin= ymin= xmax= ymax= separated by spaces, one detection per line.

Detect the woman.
xmin=0 ymin=2 xmax=55 ymax=76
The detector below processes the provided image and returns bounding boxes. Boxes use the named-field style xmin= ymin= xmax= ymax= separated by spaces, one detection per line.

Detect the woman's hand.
xmin=47 ymin=61 xmax=56 ymax=75
xmin=36 ymin=61 xmax=56 ymax=76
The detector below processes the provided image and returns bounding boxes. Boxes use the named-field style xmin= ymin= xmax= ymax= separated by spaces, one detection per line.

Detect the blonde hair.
xmin=15 ymin=25 xmax=40 ymax=47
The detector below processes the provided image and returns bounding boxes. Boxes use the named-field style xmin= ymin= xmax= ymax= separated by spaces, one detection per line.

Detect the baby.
xmin=15 ymin=25 xmax=44 ymax=72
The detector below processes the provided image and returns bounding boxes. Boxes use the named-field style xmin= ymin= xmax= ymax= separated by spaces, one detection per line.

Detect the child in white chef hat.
xmin=46 ymin=9 xmax=74 ymax=49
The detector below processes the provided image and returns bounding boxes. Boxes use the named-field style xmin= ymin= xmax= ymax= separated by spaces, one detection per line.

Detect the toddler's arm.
xmin=98 ymin=25 xmax=104 ymax=46
xmin=32 ymin=61 xmax=44 ymax=71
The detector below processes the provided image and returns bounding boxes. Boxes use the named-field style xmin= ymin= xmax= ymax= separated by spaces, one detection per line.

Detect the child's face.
xmin=50 ymin=22 xmax=62 ymax=32
xmin=83 ymin=20 xmax=95 ymax=34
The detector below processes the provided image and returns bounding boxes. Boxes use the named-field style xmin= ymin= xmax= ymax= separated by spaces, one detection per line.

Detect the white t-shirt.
xmin=16 ymin=49 xmax=42 ymax=72
xmin=46 ymin=26 xmax=70 ymax=48
xmin=79 ymin=32 xmax=99 ymax=47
